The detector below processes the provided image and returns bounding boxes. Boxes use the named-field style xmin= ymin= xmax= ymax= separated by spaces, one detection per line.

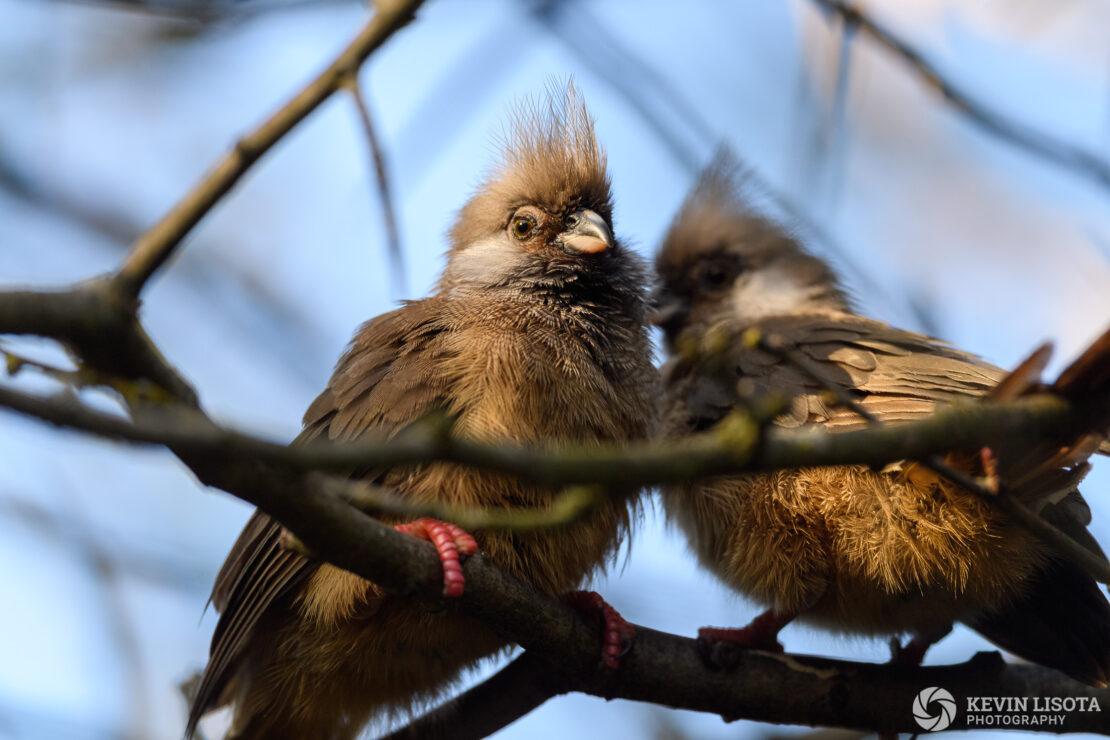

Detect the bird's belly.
xmin=666 ymin=466 xmax=1047 ymax=635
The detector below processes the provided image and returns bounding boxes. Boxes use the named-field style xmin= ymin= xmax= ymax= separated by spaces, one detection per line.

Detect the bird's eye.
xmin=510 ymin=216 xmax=536 ymax=240
xmin=701 ymin=262 xmax=732 ymax=288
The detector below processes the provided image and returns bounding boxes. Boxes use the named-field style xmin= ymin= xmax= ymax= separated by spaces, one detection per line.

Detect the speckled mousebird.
xmin=186 ymin=87 xmax=657 ymax=739
xmin=652 ymin=153 xmax=1110 ymax=685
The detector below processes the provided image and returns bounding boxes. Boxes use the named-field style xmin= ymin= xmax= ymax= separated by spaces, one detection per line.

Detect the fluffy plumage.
xmin=654 ymin=153 xmax=1110 ymax=685
xmin=187 ymin=88 xmax=657 ymax=739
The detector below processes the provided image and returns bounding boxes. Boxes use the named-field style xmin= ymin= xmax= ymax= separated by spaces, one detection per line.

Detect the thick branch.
xmin=113 ymin=0 xmax=426 ymax=298
xmin=2 ymin=340 xmax=1107 ymax=734
xmin=174 ymin=430 xmax=1110 ymax=736
xmin=0 ymin=282 xmax=198 ymax=405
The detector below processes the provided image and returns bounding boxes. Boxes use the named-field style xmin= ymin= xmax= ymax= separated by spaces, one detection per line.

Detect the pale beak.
xmin=559 ymin=209 xmax=612 ymax=255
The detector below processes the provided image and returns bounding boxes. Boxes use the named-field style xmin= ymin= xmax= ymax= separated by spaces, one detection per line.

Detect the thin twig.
xmin=338 ymin=479 xmax=604 ymax=532
xmin=0 ymin=382 xmax=1090 ymax=507
xmin=809 ymin=0 xmax=1110 ymax=193
xmin=113 ymin=0 xmax=426 ymax=298
xmin=343 ymin=74 xmax=407 ymax=295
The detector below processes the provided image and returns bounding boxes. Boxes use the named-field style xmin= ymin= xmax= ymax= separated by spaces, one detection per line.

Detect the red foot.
xmin=980 ymin=446 xmax=1000 ymax=492
xmin=394 ymin=518 xmax=478 ymax=598
xmin=564 ymin=590 xmax=634 ymax=671
xmin=697 ymin=609 xmax=795 ymax=654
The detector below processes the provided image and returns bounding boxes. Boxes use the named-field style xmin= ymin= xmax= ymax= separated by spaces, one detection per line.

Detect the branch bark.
xmin=113 ymin=0 xmax=427 ymax=298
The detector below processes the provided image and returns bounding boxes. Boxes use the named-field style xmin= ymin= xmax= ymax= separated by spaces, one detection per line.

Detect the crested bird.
xmin=652 ymin=154 xmax=1110 ymax=686
xmin=186 ymin=89 xmax=657 ymax=739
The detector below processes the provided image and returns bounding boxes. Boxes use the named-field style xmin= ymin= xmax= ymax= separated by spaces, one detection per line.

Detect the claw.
xmin=564 ymin=590 xmax=634 ymax=671
xmin=394 ymin=518 xmax=478 ymax=598
xmin=695 ymin=609 xmax=795 ymax=669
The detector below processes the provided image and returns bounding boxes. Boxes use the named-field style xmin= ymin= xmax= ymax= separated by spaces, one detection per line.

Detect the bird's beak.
xmin=560 ymin=210 xmax=612 ymax=255
xmin=648 ymin=288 xmax=688 ymax=335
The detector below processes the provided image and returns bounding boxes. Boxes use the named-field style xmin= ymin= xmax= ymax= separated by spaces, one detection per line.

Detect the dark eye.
xmin=701 ymin=261 xmax=732 ymax=289
xmin=510 ymin=216 xmax=536 ymax=240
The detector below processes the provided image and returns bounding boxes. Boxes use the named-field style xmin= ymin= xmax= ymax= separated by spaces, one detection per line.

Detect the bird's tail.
xmin=982 ymin=325 xmax=1110 ymax=508
xmin=965 ymin=557 xmax=1110 ymax=687
xmin=962 ymin=326 xmax=1110 ymax=687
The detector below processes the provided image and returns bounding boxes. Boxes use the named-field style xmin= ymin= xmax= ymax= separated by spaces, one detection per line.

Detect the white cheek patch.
xmin=730 ymin=262 xmax=823 ymax=319
xmin=445 ymin=235 xmax=530 ymax=292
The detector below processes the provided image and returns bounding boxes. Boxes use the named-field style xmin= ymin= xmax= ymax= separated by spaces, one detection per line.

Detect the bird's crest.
xmin=449 ymin=83 xmax=613 ymax=250
xmin=657 ymin=148 xmax=775 ymax=274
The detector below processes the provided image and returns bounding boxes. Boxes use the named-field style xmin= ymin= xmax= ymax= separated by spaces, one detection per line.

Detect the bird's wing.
xmin=668 ymin=313 xmax=1005 ymax=434
xmin=188 ymin=301 xmax=453 ymax=730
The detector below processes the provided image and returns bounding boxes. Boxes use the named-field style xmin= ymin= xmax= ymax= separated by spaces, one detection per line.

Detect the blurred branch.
xmin=43 ymin=0 xmax=350 ymax=23
xmin=343 ymin=75 xmax=407 ymax=293
xmin=0 ymin=150 xmax=331 ymax=386
xmin=809 ymin=0 xmax=1110 ymax=193
xmin=0 ymin=382 xmax=1097 ymax=526
xmin=114 ymin=0 xmax=427 ymax=298
xmin=0 ymin=494 xmax=212 ymax=590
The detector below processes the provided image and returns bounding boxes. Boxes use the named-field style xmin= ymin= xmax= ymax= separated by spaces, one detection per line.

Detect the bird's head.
xmin=652 ymin=152 xmax=849 ymax=349
xmin=439 ymin=86 xmax=642 ymax=305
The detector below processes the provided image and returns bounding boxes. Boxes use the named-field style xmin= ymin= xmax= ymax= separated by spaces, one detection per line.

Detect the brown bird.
xmin=186 ymin=89 xmax=657 ymax=739
xmin=652 ymin=154 xmax=1110 ymax=685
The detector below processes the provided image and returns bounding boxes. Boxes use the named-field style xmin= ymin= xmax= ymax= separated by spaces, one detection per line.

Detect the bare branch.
xmin=343 ymin=74 xmax=407 ymax=294
xmin=809 ymin=0 xmax=1110 ymax=193
xmin=0 ymin=382 xmax=1095 ymax=515
xmin=378 ymin=652 xmax=568 ymax=740
xmin=113 ymin=0 xmax=427 ymax=299
xmin=0 ymin=283 xmax=198 ymax=406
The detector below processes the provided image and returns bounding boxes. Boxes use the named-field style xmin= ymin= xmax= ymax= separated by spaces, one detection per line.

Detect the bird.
xmin=652 ymin=153 xmax=1110 ymax=686
xmin=186 ymin=87 xmax=658 ymax=740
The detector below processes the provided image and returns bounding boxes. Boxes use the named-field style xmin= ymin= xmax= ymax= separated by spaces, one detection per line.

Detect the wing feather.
xmin=188 ymin=301 xmax=452 ymax=732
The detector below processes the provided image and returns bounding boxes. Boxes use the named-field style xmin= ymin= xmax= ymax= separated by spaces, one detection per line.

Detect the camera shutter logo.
xmin=913 ymin=687 xmax=957 ymax=731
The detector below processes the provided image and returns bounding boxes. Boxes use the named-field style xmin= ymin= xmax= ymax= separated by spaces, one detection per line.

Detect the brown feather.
xmin=189 ymin=87 xmax=657 ymax=739
xmin=655 ymin=151 xmax=1110 ymax=686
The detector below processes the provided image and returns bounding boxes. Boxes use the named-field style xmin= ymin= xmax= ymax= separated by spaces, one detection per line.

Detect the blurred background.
xmin=2 ymin=0 xmax=1110 ymax=738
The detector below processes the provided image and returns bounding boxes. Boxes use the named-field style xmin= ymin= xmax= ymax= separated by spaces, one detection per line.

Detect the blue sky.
xmin=2 ymin=1 xmax=1110 ymax=738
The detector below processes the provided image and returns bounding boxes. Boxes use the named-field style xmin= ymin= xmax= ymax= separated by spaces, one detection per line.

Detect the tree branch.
xmin=112 ymin=0 xmax=427 ymax=299
xmin=13 ymin=389 xmax=1092 ymax=736
xmin=344 ymin=74 xmax=406 ymax=294
xmin=808 ymin=0 xmax=1110 ymax=193
xmin=379 ymin=652 xmax=569 ymax=740
xmin=0 ymin=382 xmax=1093 ymax=516
xmin=0 ymin=282 xmax=198 ymax=406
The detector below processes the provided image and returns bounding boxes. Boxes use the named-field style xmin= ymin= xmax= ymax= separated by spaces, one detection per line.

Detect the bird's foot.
xmin=394 ymin=518 xmax=478 ymax=598
xmin=980 ymin=446 xmax=1000 ymax=493
xmin=564 ymin=590 xmax=634 ymax=671
xmin=889 ymin=624 xmax=952 ymax=667
xmin=696 ymin=609 xmax=794 ymax=669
